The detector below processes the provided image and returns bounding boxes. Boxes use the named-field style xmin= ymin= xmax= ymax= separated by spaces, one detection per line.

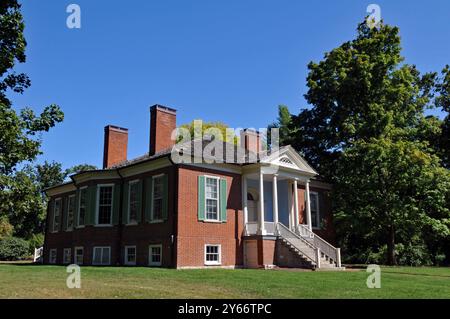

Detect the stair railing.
xmin=296 ymin=224 xmax=341 ymax=267
xmin=277 ymin=222 xmax=319 ymax=266
xmin=33 ymin=247 xmax=43 ymax=263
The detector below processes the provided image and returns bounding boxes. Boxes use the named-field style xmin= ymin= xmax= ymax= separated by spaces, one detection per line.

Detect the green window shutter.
xmin=219 ymin=178 xmax=227 ymax=222
xmin=86 ymin=185 xmax=97 ymax=226
xmin=136 ymin=180 xmax=143 ymax=223
xmin=122 ymin=181 xmax=129 ymax=225
xmin=62 ymin=197 xmax=67 ymax=231
xmin=198 ymin=176 xmax=205 ymax=221
xmin=48 ymin=200 xmax=54 ymax=232
xmin=112 ymin=184 xmax=121 ymax=225
xmin=162 ymin=174 xmax=168 ymax=220
xmin=145 ymin=177 xmax=153 ymax=222
xmin=74 ymin=190 xmax=80 ymax=227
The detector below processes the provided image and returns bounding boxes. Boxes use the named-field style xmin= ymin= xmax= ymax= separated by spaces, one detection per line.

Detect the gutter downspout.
xmin=167 ymin=154 xmax=178 ymax=269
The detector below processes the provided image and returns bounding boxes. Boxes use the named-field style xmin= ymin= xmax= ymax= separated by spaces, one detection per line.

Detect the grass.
xmin=0 ymin=263 xmax=449 ymax=298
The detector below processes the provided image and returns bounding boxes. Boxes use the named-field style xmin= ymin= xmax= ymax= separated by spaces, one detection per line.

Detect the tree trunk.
xmin=387 ymin=225 xmax=396 ymax=265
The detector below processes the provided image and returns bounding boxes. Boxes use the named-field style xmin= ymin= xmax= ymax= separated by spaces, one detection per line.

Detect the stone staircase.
xmin=276 ymin=223 xmax=344 ymax=270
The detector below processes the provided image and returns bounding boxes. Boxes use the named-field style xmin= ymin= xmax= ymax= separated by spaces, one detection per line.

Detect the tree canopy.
xmin=0 ymin=1 xmax=64 ymax=240
xmin=272 ymin=20 xmax=450 ymax=265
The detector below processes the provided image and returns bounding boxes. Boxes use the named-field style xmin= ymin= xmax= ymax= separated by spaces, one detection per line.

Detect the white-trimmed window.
xmin=66 ymin=195 xmax=75 ymax=231
xmin=148 ymin=244 xmax=162 ymax=266
xmin=74 ymin=247 xmax=84 ymax=265
xmin=204 ymin=244 xmax=221 ymax=265
xmin=92 ymin=246 xmax=111 ymax=265
xmin=78 ymin=187 xmax=88 ymax=227
xmin=151 ymin=175 xmax=164 ymax=221
xmin=310 ymin=192 xmax=320 ymax=229
xmin=49 ymin=249 xmax=57 ymax=264
xmin=96 ymin=185 xmax=114 ymax=225
xmin=63 ymin=248 xmax=71 ymax=264
xmin=52 ymin=198 xmax=62 ymax=232
xmin=124 ymin=246 xmax=137 ymax=265
xmin=205 ymin=177 xmax=219 ymax=221
xmin=128 ymin=181 xmax=139 ymax=224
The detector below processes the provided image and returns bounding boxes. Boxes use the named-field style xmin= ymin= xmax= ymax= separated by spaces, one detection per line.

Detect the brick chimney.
xmin=149 ymin=104 xmax=177 ymax=155
xmin=103 ymin=125 xmax=128 ymax=169
xmin=240 ymin=129 xmax=263 ymax=154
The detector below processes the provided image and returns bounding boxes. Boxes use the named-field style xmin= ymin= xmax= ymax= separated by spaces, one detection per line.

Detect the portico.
xmin=242 ymin=146 xmax=318 ymax=236
xmin=242 ymin=168 xmax=314 ymax=236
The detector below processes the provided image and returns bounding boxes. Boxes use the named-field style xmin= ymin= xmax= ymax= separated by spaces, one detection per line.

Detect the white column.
xmin=315 ymin=248 xmax=321 ymax=269
xmin=336 ymin=248 xmax=341 ymax=268
xmin=293 ymin=179 xmax=299 ymax=230
xmin=272 ymin=174 xmax=279 ymax=226
xmin=287 ymin=182 xmax=293 ymax=230
xmin=258 ymin=170 xmax=266 ymax=235
xmin=305 ymin=179 xmax=312 ymax=231
xmin=242 ymin=175 xmax=248 ymax=230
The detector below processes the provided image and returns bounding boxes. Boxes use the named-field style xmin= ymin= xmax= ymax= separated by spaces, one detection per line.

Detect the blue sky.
xmin=11 ymin=0 xmax=450 ymax=169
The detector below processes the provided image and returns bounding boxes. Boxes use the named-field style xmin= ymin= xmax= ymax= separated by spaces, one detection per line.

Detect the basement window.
xmin=204 ymin=244 xmax=221 ymax=265
xmin=125 ymin=246 xmax=136 ymax=265
xmin=74 ymin=247 xmax=84 ymax=265
xmin=93 ymin=246 xmax=111 ymax=266
xmin=63 ymin=248 xmax=71 ymax=264
xmin=49 ymin=249 xmax=57 ymax=264
xmin=148 ymin=245 xmax=162 ymax=266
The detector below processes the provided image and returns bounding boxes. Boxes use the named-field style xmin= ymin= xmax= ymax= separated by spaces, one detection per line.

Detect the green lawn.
xmin=0 ymin=263 xmax=449 ymax=298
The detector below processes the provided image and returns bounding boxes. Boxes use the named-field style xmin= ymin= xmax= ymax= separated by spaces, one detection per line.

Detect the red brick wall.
xmin=259 ymin=238 xmax=276 ymax=266
xmin=175 ymin=165 xmax=244 ymax=268
xmin=44 ymin=166 xmax=177 ymax=267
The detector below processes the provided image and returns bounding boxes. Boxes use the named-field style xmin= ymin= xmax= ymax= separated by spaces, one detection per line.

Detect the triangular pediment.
xmin=261 ymin=146 xmax=318 ymax=175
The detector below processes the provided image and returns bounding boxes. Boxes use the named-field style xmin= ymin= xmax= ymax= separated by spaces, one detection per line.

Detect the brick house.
xmin=44 ymin=105 xmax=342 ymax=269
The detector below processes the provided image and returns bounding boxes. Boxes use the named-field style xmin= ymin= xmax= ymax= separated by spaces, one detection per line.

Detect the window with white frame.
xmin=148 ymin=244 xmax=162 ymax=266
xmin=152 ymin=175 xmax=164 ymax=221
xmin=128 ymin=181 xmax=139 ymax=224
xmin=52 ymin=198 xmax=62 ymax=232
xmin=97 ymin=185 xmax=113 ymax=225
xmin=67 ymin=195 xmax=75 ymax=231
xmin=124 ymin=246 xmax=136 ymax=265
xmin=63 ymin=248 xmax=71 ymax=264
xmin=74 ymin=247 xmax=84 ymax=265
xmin=204 ymin=244 xmax=221 ymax=265
xmin=92 ymin=246 xmax=111 ymax=265
xmin=310 ymin=192 xmax=320 ymax=229
xmin=78 ymin=187 xmax=87 ymax=226
xmin=205 ymin=177 xmax=219 ymax=221
xmin=49 ymin=249 xmax=57 ymax=264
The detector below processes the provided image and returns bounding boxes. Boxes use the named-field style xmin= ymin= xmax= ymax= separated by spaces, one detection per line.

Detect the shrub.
xmin=0 ymin=237 xmax=30 ymax=261
xmin=27 ymin=233 xmax=44 ymax=254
